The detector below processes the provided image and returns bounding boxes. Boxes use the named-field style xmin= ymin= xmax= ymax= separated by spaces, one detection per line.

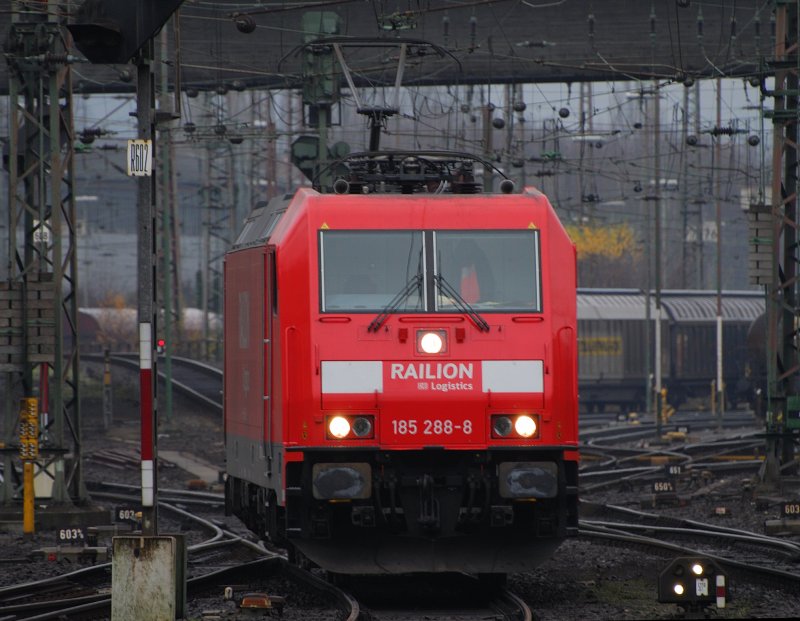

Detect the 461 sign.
xmin=127 ymin=139 xmax=152 ymax=176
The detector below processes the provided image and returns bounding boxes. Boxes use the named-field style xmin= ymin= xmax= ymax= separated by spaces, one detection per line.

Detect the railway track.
xmin=0 ymin=491 xmax=357 ymax=620
xmin=0 ymin=482 xmax=533 ymax=621
xmin=344 ymin=573 xmax=531 ymax=621
xmin=579 ymin=409 xmax=758 ymax=443
xmin=83 ymin=352 xmax=223 ymax=413
xmin=579 ymin=433 xmax=768 ymax=493
xmin=578 ymin=502 xmax=800 ymax=593
xmin=0 ymin=465 xmax=538 ymax=620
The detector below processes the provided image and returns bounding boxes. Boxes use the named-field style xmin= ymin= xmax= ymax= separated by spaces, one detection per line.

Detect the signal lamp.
xmin=658 ymin=557 xmax=727 ymax=613
xmin=328 ymin=416 xmax=350 ymax=439
xmin=417 ymin=329 xmax=447 ymax=354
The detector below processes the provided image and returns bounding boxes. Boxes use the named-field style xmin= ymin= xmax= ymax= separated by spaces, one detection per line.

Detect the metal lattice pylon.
xmin=763 ymin=0 xmax=800 ymax=481
xmin=199 ymin=91 xmax=236 ymax=361
xmin=2 ymin=1 xmax=85 ymax=504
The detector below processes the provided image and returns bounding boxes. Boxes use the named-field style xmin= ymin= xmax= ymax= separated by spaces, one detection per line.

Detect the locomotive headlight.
xmin=492 ymin=416 xmax=513 ymax=437
xmin=328 ymin=416 xmax=351 ymax=439
xmin=417 ymin=329 xmax=447 ymax=354
xmin=351 ymin=416 xmax=373 ymax=438
xmin=514 ymin=415 xmax=537 ymax=438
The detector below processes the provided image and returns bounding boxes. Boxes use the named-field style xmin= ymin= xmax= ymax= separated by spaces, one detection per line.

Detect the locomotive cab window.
xmin=320 ymin=231 xmax=425 ymax=312
xmin=434 ymin=231 xmax=541 ymax=312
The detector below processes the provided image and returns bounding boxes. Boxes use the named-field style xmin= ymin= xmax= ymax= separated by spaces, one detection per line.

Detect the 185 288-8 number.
xmin=391 ymin=419 xmax=472 ymax=435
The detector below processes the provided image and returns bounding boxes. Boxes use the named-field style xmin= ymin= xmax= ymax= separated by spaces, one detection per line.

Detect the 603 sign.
xmin=57 ymin=526 xmax=86 ymax=544
xmin=114 ymin=505 xmax=141 ymax=524
xmin=781 ymin=502 xmax=800 ymax=518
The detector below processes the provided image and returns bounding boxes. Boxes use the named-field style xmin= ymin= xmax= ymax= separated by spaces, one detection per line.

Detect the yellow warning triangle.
xmin=320 ymin=222 xmax=330 ymax=230
xmin=528 ymin=222 xmax=538 ymax=229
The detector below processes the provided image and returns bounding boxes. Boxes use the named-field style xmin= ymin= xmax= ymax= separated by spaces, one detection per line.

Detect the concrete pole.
xmin=715 ymin=77 xmax=724 ymax=427
xmin=653 ymin=80 xmax=663 ymax=435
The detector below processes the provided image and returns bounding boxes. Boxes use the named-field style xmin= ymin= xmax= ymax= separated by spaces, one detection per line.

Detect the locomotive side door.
xmin=263 ymin=247 xmax=276 ymax=476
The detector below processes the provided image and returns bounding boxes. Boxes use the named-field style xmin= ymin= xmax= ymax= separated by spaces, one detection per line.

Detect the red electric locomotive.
xmin=224 ymin=152 xmax=579 ymax=575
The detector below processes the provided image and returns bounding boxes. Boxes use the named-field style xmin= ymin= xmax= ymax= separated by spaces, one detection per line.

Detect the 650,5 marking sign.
xmin=127 ymin=139 xmax=152 ymax=176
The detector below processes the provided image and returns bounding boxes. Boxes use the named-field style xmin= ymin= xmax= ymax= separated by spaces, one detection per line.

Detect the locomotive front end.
xmin=283 ymin=190 xmax=579 ymax=574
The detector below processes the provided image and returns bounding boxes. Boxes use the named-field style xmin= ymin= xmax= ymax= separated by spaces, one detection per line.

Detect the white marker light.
xmin=673 ymin=583 xmax=685 ymax=596
xmin=419 ymin=332 xmax=444 ymax=354
xmin=492 ymin=416 xmax=513 ymax=437
xmin=328 ymin=416 xmax=351 ymax=439
xmin=351 ymin=416 xmax=373 ymax=437
xmin=514 ymin=414 xmax=537 ymax=438
xmin=691 ymin=563 xmax=704 ymax=575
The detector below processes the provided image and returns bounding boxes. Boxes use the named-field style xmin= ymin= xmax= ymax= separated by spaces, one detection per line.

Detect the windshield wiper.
xmin=434 ymin=274 xmax=490 ymax=332
xmin=368 ymin=274 xmax=423 ymax=333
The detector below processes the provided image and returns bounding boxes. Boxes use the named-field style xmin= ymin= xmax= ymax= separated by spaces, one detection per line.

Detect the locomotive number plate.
xmin=384 ymin=416 xmax=481 ymax=443
xmin=391 ymin=418 xmax=474 ymax=436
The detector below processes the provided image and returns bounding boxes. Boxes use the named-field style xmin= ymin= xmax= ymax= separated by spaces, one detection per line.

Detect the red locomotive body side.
xmin=225 ymin=186 xmax=578 ymax=574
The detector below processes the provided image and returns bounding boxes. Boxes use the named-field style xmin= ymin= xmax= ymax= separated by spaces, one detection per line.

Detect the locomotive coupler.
xmin=459 ymin=473 xmax=484 ymax=524
xmin=490 ymin=506 xmax=514 ymax=527
xmin=417 ymin=474 xmax=441 ymax=530
xmin=385 ymin=476 xmax=401 ymax=526
xmin=351 ymin=506 xmax=376 ymax=527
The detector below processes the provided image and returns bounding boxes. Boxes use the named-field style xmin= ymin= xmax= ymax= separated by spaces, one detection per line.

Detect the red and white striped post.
xmin=715 ymin=575 xmax=726 ymax=609
xmin=139 ymin=322 xmax=155 ymax=512
xmin=135 ymin=42 xmax=158 ymax=536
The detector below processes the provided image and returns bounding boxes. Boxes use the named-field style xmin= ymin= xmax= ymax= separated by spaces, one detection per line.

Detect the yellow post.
xmin=660 ymin=388 xmax=674 ymax=422
xmin=23 ymin=461 xmax=34 ymax=534
xmin=19 ymin=398 xmax=39 ymax=536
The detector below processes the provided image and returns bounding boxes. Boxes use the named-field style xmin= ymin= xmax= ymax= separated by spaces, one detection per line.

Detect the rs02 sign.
xmin=127 ymin=139 xmax=152 ymax=176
